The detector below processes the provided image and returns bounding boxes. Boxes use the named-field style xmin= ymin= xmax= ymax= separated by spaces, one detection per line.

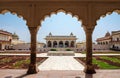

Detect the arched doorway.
xmin=53 ymin=41 xmax=57 ymax=48
xmin=59 ymin=41 xmax=63 ymax=48
xmin=0 ymin=10 xmax=31 ymax=73
xmin=48 ymin=41 xmax=51 ymax=47
xmin=71 ymin=41 xmax=74 ymax=47
xmin=65 ymin=41 xmax=69 ymax=47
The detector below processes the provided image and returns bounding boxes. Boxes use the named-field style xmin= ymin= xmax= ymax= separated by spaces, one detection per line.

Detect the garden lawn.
xmin=93 ymin=58 xmax=120 ymax=69
xmin=100 ymin=56 xmax=120 ymax=63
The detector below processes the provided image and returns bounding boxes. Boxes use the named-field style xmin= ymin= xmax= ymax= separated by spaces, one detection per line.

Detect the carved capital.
xmin=83 ymin=26 xmax=95 ymax=35
xmin=28 ymin=27 xmax=39 ymax=35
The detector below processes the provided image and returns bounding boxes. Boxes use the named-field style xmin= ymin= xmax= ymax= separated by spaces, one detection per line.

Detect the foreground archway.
xmin=0 ymin=10 xmax=36 ymax=74
xmin=0 ymin=0 xmax=120 ymax=74
xmin=93 ymin=11 xmax=120 ymax=50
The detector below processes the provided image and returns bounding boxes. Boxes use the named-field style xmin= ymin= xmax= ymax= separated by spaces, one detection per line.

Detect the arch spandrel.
xmin=35 ymin=2 xmax=88 ymax=27
xmin=0 ymin=2 xmax=35 ymax=27
xmin=92 ymin=2 xmax=120 ymax=26
xmin=0 ymin=9 xmax=28 ymax=21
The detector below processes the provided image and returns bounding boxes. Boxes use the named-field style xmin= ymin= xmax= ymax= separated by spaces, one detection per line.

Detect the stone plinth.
xmin=47 ymin=51 xmax=75 ymax=56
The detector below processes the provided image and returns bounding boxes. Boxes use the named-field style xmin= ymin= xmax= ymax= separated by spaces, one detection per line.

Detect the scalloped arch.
xmin=40 ymin=9 xmax=83 ymax=27
xmin=96 ymin=9 xmax=120 ymax=23
xmin=0 ymin=9 xmax=27 ymax=24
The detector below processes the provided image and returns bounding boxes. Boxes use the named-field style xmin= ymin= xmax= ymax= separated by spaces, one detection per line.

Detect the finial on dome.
xmin=70 ymin=32 xmax=73 ymax=36
xmin=49 ymin=32 xmax=52 ymax=36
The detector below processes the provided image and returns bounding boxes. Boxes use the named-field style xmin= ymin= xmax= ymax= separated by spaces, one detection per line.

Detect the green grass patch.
xmin=81 ymin=51 xmax=86 ymax=54
xmin=100 ymin=56 xmax=120 ymax=63
xmin=13 ymin=59 xmax=30 ymax=68
xmin=93 ymin=58 xmax=120 ymax=69
xmin=81 ymin=51 xmax=120 ymax=54
xmin=93 ymin=52 xmax=120 ymax=54
xmin=0 ymin=58 xmax=12 ymax=64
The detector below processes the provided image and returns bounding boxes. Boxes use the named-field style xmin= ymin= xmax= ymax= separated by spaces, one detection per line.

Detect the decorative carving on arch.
xmin=0 ymin=9 xmax=28 ymax=27
xmin=38 ymin=9 xmax=85 ymax=27
xmin=96 ymin=9 xmax=120 ymax=23
xmin=93 ymin=6 xmax=120 ymax=26
xmin=83 ymin=3 xmax=120 ymax=32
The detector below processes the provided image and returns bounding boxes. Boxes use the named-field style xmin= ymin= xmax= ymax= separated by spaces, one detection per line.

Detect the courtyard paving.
xmin=0 ymin=69 xmax=120 ymax=78
xmin=38 ymin=56 xmax=84 ymax=70
xmin=0 ymin=52 xmax=120 ymax=78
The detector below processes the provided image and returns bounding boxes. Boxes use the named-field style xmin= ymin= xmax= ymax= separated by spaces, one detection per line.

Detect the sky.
xmin=0 ymin=12 xmax=120 ymax=43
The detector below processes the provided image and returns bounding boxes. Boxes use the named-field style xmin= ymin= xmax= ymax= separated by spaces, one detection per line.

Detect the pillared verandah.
xmin=0 ymin=0 xmax=120 ymax=74
xmin=45 ymin=32 xmax=77 ymax=48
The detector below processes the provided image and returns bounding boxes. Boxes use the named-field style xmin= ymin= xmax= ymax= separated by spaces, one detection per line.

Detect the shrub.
xmin=50 ymin=49 xmax=57 ymax=51
xmin=66 ymin=49 xmax=71 ymax=51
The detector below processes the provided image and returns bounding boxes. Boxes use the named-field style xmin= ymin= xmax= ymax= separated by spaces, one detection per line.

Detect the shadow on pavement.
xmin=5 ymin=76 xmax=12 ymax=78
xmin=15 ymin=73 xmax=28 ymax=78
xmin=85 ymin=74 xmax=93 ymax=78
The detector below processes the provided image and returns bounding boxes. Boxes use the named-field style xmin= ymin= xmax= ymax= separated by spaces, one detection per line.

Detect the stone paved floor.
xmin=0 ymin=69 xmax=120 ymax=78
xmin=38 ymin=56 xmax=84 ymax=70
xmin=0 ymin=53 xmax=120 ymax=78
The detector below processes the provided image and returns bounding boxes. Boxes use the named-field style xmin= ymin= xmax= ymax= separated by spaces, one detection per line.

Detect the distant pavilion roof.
xmin=45 ymin=33 xmax=77 ymax=40
xmin=0 ymin=29 xmax=12 ymax=36
xmin=112 ymin=30 xmax=120 ymax=35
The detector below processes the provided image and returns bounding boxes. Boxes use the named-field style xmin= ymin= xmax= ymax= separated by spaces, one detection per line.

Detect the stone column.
xmin=63 ymin=41 xmax=65 ymax=48
xmin=57 ymin=41 xmax=59 ymax=48
xmin=67 ymin=41 xmax=69 ymax=47
xmin=69 ymin=41 xmax=71 ymax=48
xmin=51 ymin=41 xmax=53 ymax=48
xmin=73 ymin=41 xmax=75 ymax=47
xmin=84 ymin=27 xmax=96 ymax=74
xmin=27 ymin=27 xmax=39 ymax=74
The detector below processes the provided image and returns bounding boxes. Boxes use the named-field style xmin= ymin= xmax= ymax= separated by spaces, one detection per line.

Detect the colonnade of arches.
xmin=0 ymin=0 xmax=120 ymax=75
xmin=47 ymin=41 xmax=75 ymax=48
xmin=98 ymin=41 xmax=110 ymax=45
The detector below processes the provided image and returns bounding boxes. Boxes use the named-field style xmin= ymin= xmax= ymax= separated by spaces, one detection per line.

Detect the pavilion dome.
xmin=105 ymin=32 xmax=110 ymax=37
xmin=70 ymin=32 xmax=73 ymax=36
xmin=12 ymin=32 xmax=19 ymax=40
xmin=49 ymin=32 xmax=52 ymax=36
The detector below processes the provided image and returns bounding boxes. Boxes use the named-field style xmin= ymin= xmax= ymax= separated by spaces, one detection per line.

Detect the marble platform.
xmin=47 ymin=51 xmax=75 ymax=56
